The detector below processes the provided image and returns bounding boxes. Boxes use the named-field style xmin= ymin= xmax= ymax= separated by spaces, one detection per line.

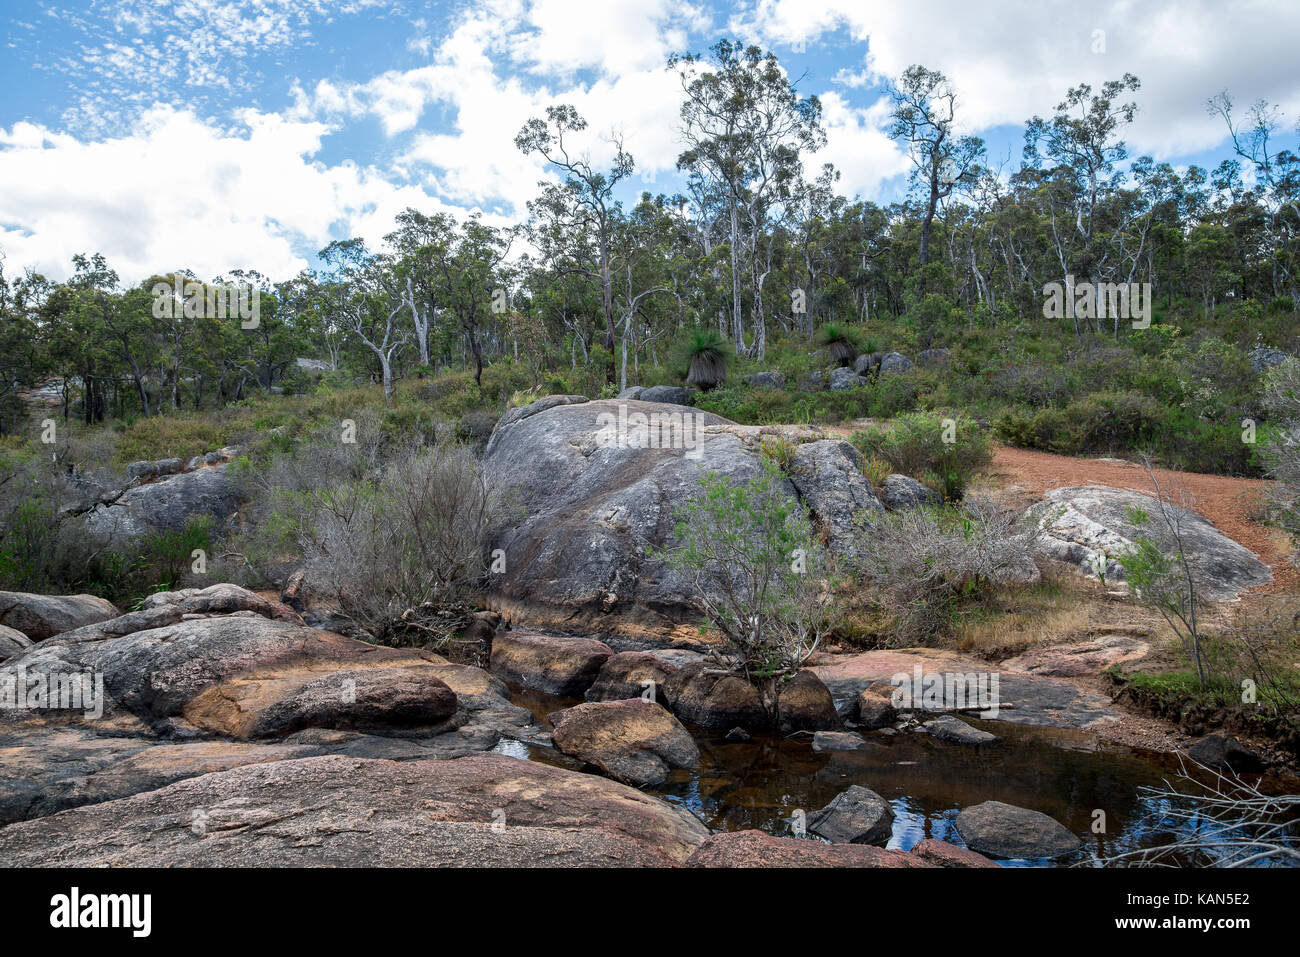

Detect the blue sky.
xmin=2 ymin=0 xmax=1298 ymax=284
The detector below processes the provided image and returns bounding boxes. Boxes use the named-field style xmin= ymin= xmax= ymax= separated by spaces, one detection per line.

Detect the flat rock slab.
xmin=0 ymin=754 xmax=711 ymax=867
xmin=1031 ymin=485 xmax=1272 ymax=601
xmin=954 ymin=800 xmax=1082 ymax=860
xmin=1001 ymin=634 xmax=1149 ymax=677
xmin=811 ymin=730 xmax=868 ymax=753
xmin=686 ymin=830 xmax=931 ymax=868
xmin=811 ymin=648 xmax=1120 ymax=730
xmin=923 ymin=714 xmax=998 ymax=745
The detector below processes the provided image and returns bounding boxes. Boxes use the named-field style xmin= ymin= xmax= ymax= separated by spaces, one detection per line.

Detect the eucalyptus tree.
xmin=1023 ymin=73 xmax=1141 ymax=332
xmin=889 ymin=65 xmax=986 ymax=272
xmin=320 ymin=239 xmax=409 ymax=407
xmin=516 ymin=105 xmax=633 ymax=384
xmin=670 ymin=40 xmax=824 ymax=357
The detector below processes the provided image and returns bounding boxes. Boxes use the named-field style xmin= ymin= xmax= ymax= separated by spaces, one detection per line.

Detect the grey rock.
xmin=775 ymin=670 xmax=839 ymax=733
xmin=923 ymin=714 xmax=998 ymax=745
xmin=809 ymin=785 xmax=894 ymax=845
xmin=124 ymin=461 xmax=155 ymax=480
xmin=879 ymin=473 xmax=941 ymax=510
xmin=640 ymin=384 xmax=689 ymax=405
xmin=482 ymin=397 xmax=788 ymax=635
xmin=955 ymin=800 xmax=1081 ymax=860
xmin=745 ymin=371 xmax=785 ymax=389
xmin=829 ymin=366 xmax=865 ymax=390
xmin=154 ymin=457 xmax=183 ymax=475
xmin=0 ymin=591 xmax=119 ymax=641
xmin=83 ymin=464 xmax=239 ymax=547
xmin=788 ymin=440 xmax=883 ymax=557
xmin=0 ymin=624 xmax=33 ymax=660
xmin=1249 ymin=346 xmax=1289 ymax=374
xmin=585 ymin=651 xmax=681 ymax=704
xmin=1031 ymin=486 xmax=1272 ymax=601
xmin=811 ymin=730 xmax=867 ymax=752
xmin=879 ymin=352 xmax=913 ymax=374
xmin=617 ymin=386 xmax=645 ymax=400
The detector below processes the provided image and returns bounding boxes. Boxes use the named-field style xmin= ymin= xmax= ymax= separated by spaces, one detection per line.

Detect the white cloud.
xmin=734 ymin=0 xmax=1300 ymax=157
xmin=0 ymin=106 xmax=455 ymax=283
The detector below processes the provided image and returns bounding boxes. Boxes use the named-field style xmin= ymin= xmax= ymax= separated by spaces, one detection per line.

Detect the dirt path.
xmin=989 ymin=445 xmax=1297 ymax=596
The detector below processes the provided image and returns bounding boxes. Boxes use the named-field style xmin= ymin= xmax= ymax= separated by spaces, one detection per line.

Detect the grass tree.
xmin=683 ymin=327 xmax=727 ymax=391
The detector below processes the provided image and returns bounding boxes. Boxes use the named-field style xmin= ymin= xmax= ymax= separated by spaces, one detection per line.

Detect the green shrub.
xmin=852 ymin=412 xmax=993 ymax=500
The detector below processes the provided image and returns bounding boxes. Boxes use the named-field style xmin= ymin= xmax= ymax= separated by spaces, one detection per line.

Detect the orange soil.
xmin=988 ymin=445 xmax=1297 ymax=596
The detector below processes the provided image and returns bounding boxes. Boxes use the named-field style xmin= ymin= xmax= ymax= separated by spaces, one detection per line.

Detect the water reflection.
xmin=494 ymin=684 xmax=1299 ymax=867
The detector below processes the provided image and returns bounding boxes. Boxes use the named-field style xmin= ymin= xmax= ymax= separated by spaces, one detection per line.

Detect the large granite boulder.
xmin=0 ymin=754 xmax=711 ymax=866
xmin=829 ymin=366 xmax=865 ymax=391
xmin=548 ymin=699 xmax=700 ymax=786
xmin=483 ymin=397 xmax=805 ymax=639
xmin=585 ymin=650 xmax=693 ymax=704
xmin=879 ymin=352 xmax=913 ymax=374
xmin=0 ymin=591 xmax=119 ymax=641
xmin=787 ymin=440 xmax=883 ymax=558
xmin=1031 ymin=486 xmax=1272 ymax=601
xmin=82 ymin=464 xmax=240 ymax=546
xmin=489 ymin=630 xmax=613 ymax=696
xmin=954 ymin=800 xmax=1081 ymax=860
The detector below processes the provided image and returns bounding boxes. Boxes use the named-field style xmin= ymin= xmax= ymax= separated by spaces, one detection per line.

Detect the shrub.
xmin=856 ymin=494 xmax=1039 ymax=642
xmin=660 ymin=459 xmax=839 ymax=718
xmin=293 ymin=443 xmax=503 ymax=646
xmin=852 ymin=412 xmax=992 ymax=500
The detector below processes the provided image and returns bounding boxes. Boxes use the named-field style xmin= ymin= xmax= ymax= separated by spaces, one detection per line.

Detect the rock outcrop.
xmin=0 ymin=590 xmax=119 ymax=641
xmin=0 ymin=754 xmax=711 ymax=866
xmin=483 ymin=396 xmax=845 ymax=640
xmin=1031 ymin=486 xmax=1271 ymax=601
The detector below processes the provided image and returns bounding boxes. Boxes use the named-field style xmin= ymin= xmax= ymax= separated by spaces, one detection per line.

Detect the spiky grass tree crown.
xmin=684 ymin=327 xmax=728 ymax=392
xmin=819 ymin=322 xmax=861 ymax=367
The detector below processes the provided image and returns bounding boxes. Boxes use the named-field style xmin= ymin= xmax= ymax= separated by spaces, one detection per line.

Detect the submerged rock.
xmin=954 ymin=800 xmax=1081 ymax=860
xmin=811 ymin=730 xmax=867 ymax=753
xmin=549 ymin=699 xmax=700 ymax=787
xmin=808 ymin=785 xmax=894 ymax=845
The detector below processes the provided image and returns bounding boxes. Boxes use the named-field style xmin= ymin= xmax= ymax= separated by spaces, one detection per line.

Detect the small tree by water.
xmin=660 ymin=459 xmax=838 ymax=718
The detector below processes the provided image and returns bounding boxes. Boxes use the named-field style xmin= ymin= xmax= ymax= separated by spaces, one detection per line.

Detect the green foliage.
xmin=852 ymin=412 xmax=992 ymax=500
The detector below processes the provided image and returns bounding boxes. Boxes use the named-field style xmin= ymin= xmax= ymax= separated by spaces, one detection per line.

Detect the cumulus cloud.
xmin=732 ymin=0 xmax=1300 ymax=156
xmin=0 ymin=106 xmax=454 ymax=283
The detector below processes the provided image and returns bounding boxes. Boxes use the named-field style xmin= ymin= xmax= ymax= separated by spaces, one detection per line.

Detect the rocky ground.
xmin=2 ymin=395 xmax=1292 ymax=867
